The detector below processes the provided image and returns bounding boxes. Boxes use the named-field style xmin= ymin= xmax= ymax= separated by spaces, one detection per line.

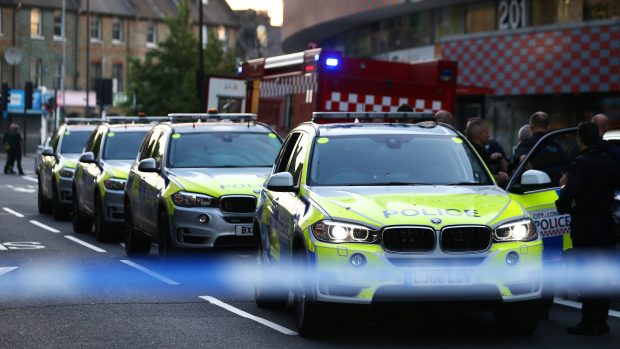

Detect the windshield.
xmin=60 ymin=131 xmax=91 ymax=154
xmin=309 ymin=134 xmax=492 ymax=186
xmin=167 ymin=132 xmax=282 ymax=168
xmin=103 ymin=131 xmax=148 ymax=160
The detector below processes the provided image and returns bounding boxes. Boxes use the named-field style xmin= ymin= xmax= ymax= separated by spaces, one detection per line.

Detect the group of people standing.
xmin=2 ymin=123 xmax=24 ymax=175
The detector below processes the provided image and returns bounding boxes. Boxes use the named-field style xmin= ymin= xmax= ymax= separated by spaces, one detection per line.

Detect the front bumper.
xmin=308 ymin=240 xmax=543 ymax=305
xmin=102 ymin=189 xmax=124 ymax=223
xmin=169 ymin=206 xmax=255 ymax=249
xmin=57 ymin=176 xmax=74 ymax=204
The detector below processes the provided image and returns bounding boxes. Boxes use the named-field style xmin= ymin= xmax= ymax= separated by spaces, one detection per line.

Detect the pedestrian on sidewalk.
xmin=3 ymin=124 xmax=24 ymax=175
xmin=556 ymin=121 xmax=620 ymax=336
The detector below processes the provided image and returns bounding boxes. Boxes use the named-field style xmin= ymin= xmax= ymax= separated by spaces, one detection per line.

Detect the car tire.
xmin=293 ymin=247 xmax=322 ymax=337
xmin=124 ymin=202 xmax=151 ymax=257
xmin=94 ymin=193 xmax=112 ymax=242
xmin=254 ymin=229 xmax=289 ymax=308
xmin=37 ymin=179 xmax=52 ymax=214
xmin=72 ymin=189 xmax=92 ymax=234
xmin=157 ymin=208 xmax=176 ymax=258
xmin=52 ymin=184 xmax=69 ymax=220
xmin=493 ymin=300 xmax=540 ymax=335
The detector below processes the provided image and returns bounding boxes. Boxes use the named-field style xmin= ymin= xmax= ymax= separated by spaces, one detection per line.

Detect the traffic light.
xmin=25 ymin=81 xmax=33 ymax=110
xmin=1 ymin=83 xmax=9 ymax=112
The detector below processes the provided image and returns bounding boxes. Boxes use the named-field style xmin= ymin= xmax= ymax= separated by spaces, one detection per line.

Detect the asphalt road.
xmin=1 ymin=155 xmax=619 ymax=348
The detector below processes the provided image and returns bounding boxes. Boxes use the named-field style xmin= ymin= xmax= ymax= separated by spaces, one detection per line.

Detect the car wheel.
xmin=157 ymin=208 xmax=176 ymax=258
xmin=51 ymin=184 xmax=69 ymax=220
xmin=254 ymin=227 xmax=289 ymax=308
xmin=37 ymin=179 xmax=52 ymax=214
xmin=124 ymin=202 xmax=150 ymax=257
xmin=493 ymin=300 xmax=540 ymax=335
xmin=72 ymin=190 xmax=92 ymax=234
xmin=293 ymin=247 xmax=322 ymax=337
xmin=94 ymin=193 xmax=112 ymax=242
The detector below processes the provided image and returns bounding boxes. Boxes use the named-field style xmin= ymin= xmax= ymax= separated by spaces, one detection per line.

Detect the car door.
xmin=131 ymin=129 xmax=159 ymax=231
xmin=262 ymin=132 xmax=302 ymax=263
xmin=507 ymin=128 xmax=578 ymax=263
xmin=141 ymin=129 xmax=168 ymax=235
xmin=83 ymin=128 xmax=105 ymax=214
xmin=42 ymin=129 xmax=62 ymax=199
xmin=74 ymin=129 xmax=97 ymax=214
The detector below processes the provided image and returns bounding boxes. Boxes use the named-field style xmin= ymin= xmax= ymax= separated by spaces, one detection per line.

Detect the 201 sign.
xmin=499 ymin=0 xmax=528 ymax=30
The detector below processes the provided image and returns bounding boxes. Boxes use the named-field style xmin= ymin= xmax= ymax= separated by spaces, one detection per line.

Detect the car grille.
xmin=219 ymin=196 xmax=257 ymax=214
xmin=440 ymin=226 xmax=491 ymax=252
xmin=382 ymin=227 xmax=435 ymax=253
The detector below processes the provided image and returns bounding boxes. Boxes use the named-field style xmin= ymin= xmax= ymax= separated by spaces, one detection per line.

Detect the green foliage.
xmin=125 ymin=0 xmax=237 ymax=115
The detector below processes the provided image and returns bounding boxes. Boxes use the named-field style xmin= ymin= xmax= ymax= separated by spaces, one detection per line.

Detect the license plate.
xmin=411 ymin=270 xmax=472 ymax=286
xmin=235 ymin=225 xmax=253 ymax=236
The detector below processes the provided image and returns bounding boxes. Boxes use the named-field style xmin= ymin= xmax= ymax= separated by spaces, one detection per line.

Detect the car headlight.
xmin=171 ymin=191 xmax=213 ymax=207
xmin=59 ymin=167 xmax=74 ymax=178
xmin=311 ymin=220 xmax=379 ymax=243
xmin=104 ymin=178 xmax=126 ymax=190
xmin=493 ymin=219 xmax=538 ymax=242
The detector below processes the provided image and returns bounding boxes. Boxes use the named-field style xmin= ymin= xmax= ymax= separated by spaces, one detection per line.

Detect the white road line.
xmin=21 ymin=176 xmax=38 ymax=183
xmin=2 ymin=207 xmax=24 ymax=218
xmin=30 ymin=220 xmax=60 ymax=233
xmin=0 ymin=267 xmax=18 ymax=276
xmin=554 ymin=297 xmax=620 ymax=319
xmin=199 ymin=296 xmax=297 ymax=336
xmin=64 ymin=235 xmax=106 ymax=253
xmin=119 ymin=260 xmax=179 ymax=285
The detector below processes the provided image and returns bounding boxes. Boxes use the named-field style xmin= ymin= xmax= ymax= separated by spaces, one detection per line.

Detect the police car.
xmin=254 ymin=112 xmax=579 ymax=336
xmin=38 ymin=119 xmax=100 ymax=220
xmin=123 ymin=113 xmax=282 ymax=256
xmin=72 ymin=117 xmax=167 ymax=241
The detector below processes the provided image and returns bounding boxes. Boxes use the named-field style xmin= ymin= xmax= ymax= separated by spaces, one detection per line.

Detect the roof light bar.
xmin=64 ymin=117 xmax=104 ymax=125
xmin=168 ymin=113 xmax=258 ymax=123
xmin=105 ymin=116 xmax=169 ymax=124
xmin=311 ymin=112 xmax=436 ymax=122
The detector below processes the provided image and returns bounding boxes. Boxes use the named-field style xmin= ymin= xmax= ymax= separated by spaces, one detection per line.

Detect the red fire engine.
xmin=238 ymin=48 xmax=457 ymax=134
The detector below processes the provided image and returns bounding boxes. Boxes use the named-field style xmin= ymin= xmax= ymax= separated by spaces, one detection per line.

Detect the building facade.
xmin=283 ymin=0 xmax=620 ymax=152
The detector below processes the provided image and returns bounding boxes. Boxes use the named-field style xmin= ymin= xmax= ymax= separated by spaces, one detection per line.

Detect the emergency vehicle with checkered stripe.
xmin=254 ymin=112 xmax=559 ymax=337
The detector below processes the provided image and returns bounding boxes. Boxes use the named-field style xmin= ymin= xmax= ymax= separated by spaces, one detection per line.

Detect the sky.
xmin=225 ymin=0 xmax=283 ymax=26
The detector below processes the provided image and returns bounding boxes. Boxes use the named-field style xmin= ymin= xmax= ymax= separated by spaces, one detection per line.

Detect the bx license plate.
xmin=235 ymin=225 xmax=253 ymax=236
xmin=411 ymin=270 xmax=472 ymax=286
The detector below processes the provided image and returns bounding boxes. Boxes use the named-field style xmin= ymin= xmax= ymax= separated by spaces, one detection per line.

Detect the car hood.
xmin=102 ymin=160 xmax=134 ymax=180
xmin=59 ymin=154 xmax=80 ymax=169
xmin=306 ymin=185 xmax=525 ymax=229
xmin=167 ymin=167 xmax=271 ymax=198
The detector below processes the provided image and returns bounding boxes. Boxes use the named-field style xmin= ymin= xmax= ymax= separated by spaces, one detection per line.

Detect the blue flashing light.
xmin=314 ymin=54 xmax=320 ymax=62
xmin=325 ymin=58 xmax=339 ymax=68
xmin=237 ymin=66 xmax=243 ymax=74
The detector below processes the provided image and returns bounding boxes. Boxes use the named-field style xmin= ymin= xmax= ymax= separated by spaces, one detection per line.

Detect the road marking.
xmin=120 ymin=260 xmax=179 ymax=285
xmin=64 ymin=235 xmax=106 ymax=253
xmin=2 ymin=207 xmax=24 ymax=218
xmin=554 ymin=297 xmax=620 ymax=319
xmin=0 ymin=267 xmax=18 ymax=276
xmin=199 ymin=296 xmax=297 ymax=336
xmin=30 ymin=220 xmax=60 ymax=233
xmin=21 ymin=176 xmax=38 ymax=183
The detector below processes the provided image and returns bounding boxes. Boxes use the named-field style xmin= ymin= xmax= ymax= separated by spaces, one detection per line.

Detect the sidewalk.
xmin=0 ymin=152 xmax=37 ymax=176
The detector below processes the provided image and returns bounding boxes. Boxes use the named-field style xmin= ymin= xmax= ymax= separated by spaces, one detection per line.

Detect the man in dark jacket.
xmin=556 ymin=121 xmax=620 ymax=336
xmin=3 ymin=124 xmax=24 ymax=175
xmin=511 ymin=111 xmax=551 ymax=173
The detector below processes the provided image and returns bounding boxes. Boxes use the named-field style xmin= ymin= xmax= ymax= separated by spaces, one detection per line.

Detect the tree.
xmin=125 ymin=0 xmax=237 ymax=115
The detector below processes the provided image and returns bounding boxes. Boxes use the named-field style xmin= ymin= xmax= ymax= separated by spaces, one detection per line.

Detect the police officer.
xmin=556 ymin=121 xmax=619 ymax=336
xmin=592 ymin=113 xmax=620 ymax=163
xmin=465 ymin=118 xmax=509 ymax=186
xmin=512 ymin=111 xmax=551 ymax=171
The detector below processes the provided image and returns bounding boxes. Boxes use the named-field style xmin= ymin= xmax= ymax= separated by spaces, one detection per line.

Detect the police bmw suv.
xmin=38 ymin=119 xmax=99 ymax=220
xmin=255 ymin=112 xmax=549 ymax=336
xmin=123 ymin=113 xmax=282 ymax=256
xmin=72 ymin=117 xmax=167 ymax=241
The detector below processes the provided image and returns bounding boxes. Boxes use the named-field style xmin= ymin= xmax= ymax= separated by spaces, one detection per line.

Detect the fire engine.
xmin=236 ymin=48 xmax=457 ymax=134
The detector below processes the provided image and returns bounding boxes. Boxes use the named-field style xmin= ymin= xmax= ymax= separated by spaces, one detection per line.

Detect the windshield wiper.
xmin=342 ymin=182 xmax=433 ymax=186
xmin=448 ymin=182 xmax=490 ymax=186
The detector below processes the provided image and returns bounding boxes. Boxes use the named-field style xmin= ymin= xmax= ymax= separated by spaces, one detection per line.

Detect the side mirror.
xmin=138 ymin=158 xmax=158 ymax=173
xmin=521 ymin=169 xmax=551 ymax=186
xmin=79 ymin=152 xmax=95 ymax=164
xmin=42 ymin=147 xmax=54 ymax=157
xmin=266 ymin=172 xmax=296 ymax=192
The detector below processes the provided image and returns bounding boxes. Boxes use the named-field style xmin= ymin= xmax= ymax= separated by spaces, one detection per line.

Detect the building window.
xmin=112 ymin=63 xmax=123 ymax=93
xmin=90 ymin=15 xmax=101 ymax=41
xmin=468 ymin=1 xmax=496 ymax=33
xmin=435 ymin=5 xmax=466 ymax=40
xmin=201 ymin=25 xmax=208 ymax=47
xmin=408 ymin=10 xmax=435 ymax=47
xmin=217 ymin=25 xmax=227 ymax=41
xmin=31 ymin=8 xmax=42 ymax=37
xmin=90 ymin=61 xmax=102 ymax=90
xmin=146 ymin=21 xmax=157 ymax=46
xmin=54 ymin=10 xmax=63 ymax=39
xmin=531 ymin=0 xmax=583 ymax=26
xmin=112 ymin=18 xmax=123 ymax=43
xmin=31 ymin=58 xmax=43 ymax=87
xmin=585 ymin=0 xmax=620 ymax=20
